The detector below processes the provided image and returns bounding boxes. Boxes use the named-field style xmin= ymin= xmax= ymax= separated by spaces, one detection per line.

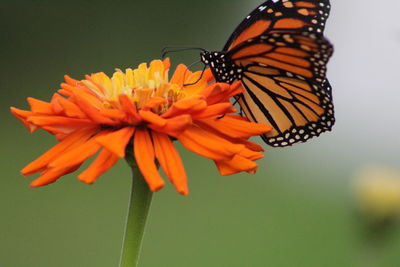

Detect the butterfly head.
xmin=200 ymin=51 xmax=242 ymax=84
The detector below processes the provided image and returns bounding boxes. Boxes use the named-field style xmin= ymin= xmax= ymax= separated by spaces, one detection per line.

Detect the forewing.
xmin=224 ymin=0 xmax=331 ymax=51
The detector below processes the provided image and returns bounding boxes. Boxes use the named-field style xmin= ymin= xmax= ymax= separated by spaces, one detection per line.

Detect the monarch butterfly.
xmin=200 ymin=0 xmax=334 ymax=147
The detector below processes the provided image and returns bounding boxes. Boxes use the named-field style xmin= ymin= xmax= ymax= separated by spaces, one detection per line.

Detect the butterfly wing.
xmin=214 ymin=0 xmax=334 ymax=147
xmin=230 ymin=32 xmax=334 ymax=147
xmin=223 ymin=0 xmax=331 ymax=51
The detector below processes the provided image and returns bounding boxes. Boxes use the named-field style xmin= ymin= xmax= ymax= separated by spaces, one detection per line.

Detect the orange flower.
xmin=11 ymin=59 xmax=272 ymax=195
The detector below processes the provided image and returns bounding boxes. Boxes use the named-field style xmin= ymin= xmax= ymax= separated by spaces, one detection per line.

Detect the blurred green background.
xmin=1 ymin=0 xmax=400 ymax=266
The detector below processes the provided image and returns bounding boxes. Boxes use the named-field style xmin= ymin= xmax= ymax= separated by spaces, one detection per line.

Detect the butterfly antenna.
xmin=183 ymin=61 xmax=206 ymax=87
xmin=161 ymin=46 xmax=206 ymax=58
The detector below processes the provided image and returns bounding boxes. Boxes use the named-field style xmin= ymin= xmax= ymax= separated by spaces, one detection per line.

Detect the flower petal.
xmin=78 ymin=148 xmax=119 ymax=184
xmin=58 ymin=88 xmax=73 ymax=97
xmin=139 ymin=110 xmax=167 ymax=127
xmin=30 ymin=164 xmax=82 ymax=187
xmin=27 ymin=116 xmax=95 ymax=127
xmin=178 ymin=125 xmax=244 ymax=161
xmin=27 ymin=97 xmax=53 ymax=114
xmin=169 ymin=64 xmax=187 ymax=86
xmin=201 ymin=82 xmax=243 ymax=105
xmin=198 ymin=115 xmax=273 ymax=139
xmin=215 ymin=155 xmax=259 ymax=176
xmin=134 ymin=129 xmax=165 ymax=192
xmin=152 ymin=131 xmax=188 ymax=195
xmin=191 ymin=103 xmax=236 ymax=119
xmin=227 ymin=138 xmax=264 ymax=152
xmin=73 ymin=91 xmax=116 ymax=125
xmin=163 ymin=58 xmax=170 ymax=70
xmin=203 ymin=68 xmax=214 ymax=83
xmin=48 ymin=132 xmax=104 ymax=169
xmin=95 ymin=127 xmax=135 ymax=158
xmin=49 ymin=93 xmax=65 ymax=115
xmin=119 ymin=94 xmax=141 ymax=123
xmin=193 ymin=117 xmax=265 ymax=152
xmin=148 ymin=114 xmax=192 ymax=138
xmin=141 ymin=97 xmax=167 ymax=111
xmin=21 ymin=127 xmax=97 ymax=176
xmin=56 ymin=97 xmax=87 ymax=119
xmin=99 ymin=109 xmax=126 ymax=121
xmin=161 ymin=95 xmax=207 ymax=118
xmin=183 ymin=71 xmax=209 ymax=96
xmin=10 ymin=107 xmax=38 ymax=132
xmin=239 ymin=148 xmax=264 ymax=161
xmin=64 ymin=75 xmax=79 ymax=86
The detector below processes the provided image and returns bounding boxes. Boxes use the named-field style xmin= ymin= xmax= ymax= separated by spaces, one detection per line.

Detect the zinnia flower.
xmin=11 ymin=59 xmax=272 ymax=195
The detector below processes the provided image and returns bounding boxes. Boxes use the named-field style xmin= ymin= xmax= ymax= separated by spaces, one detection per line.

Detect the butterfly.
xmin=200 ymin=0 xmax=334 ymax=147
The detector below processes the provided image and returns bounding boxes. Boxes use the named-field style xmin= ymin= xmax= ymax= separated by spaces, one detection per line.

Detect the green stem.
xmin=119 ymin=161 xmax=153 ymax=267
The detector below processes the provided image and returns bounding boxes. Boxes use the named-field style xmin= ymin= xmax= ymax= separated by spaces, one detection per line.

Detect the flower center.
xmin=82 ymin=60 xmax=186 ymax=114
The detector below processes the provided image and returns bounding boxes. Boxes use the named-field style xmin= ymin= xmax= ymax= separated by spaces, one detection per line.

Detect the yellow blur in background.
xmin=354 ymin=166 xmax=400 ymax=221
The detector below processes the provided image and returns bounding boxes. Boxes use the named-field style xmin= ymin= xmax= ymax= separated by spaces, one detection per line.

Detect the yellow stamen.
xmin=84 ymin=60 xmax=185 ymax=114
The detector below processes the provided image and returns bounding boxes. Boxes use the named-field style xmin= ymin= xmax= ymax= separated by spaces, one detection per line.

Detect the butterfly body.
xmin=201 ymin=51 xmax=243 ymax=83
xmin=201 ymin=0 xmax=335 ymax=147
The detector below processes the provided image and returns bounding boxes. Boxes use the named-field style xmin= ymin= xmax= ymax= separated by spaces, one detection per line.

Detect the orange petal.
xmin=201 ymin=83 xmax=244 ymax=105
xmin=215 ymin=155 xmax=259 ymax=176
xmin=119 ymin=94 xmax=141 ymax=123
xmin=73 ymin=91 xmax=116 ymax=125
xmin=78 ymin=148 xmax=119 ymax=184
xmin=198 ymin=116 xmax=273 ymax=139
xmin=191 ymin=118 xmax=265 ymax=152
xmin=50 ymin=93 xmax=65 ymax=114
xmin=10 ymin=107 xmax=38 ymax=132
xmin=163 ymin=58 xmax=171 ymax=70
xmin=60 ymin=83 xmax=77 ymax=95
xmin=84 ymin=74 xmax=106 ymax=95
xmin=169 ymin=64 xmax=188 ymax=86
xmin=21 ymin=127 xmax=97 ymax=176
xmin=64 ymin=75 xmax=79 ymax=86
xmin=27 ymin=116 xmax=95 ymax=127
xmin=30 ymin=169 xmax=65 ymax=187
xmin=141 ymin=97 xmax=167 ymax=111
xmin=48 ymin=132 xmax=104 ymax=169
xmin=148 ymin=114 xmax=192 ymax=138
xmin=239 ymin=148 xmax=264 ymax=161
xmin=58 ymin=89 xmax=73 ymax=97
xmin=191 ymin=103 xmax=236 ymax=119
xmin=152 ymin=131 xmax=188 ymax=195
xmin=199 ymin=83 xmax=229 ymax=99
xmin=227 ymin=138 xmax=264 ymax=152
xmin=178 ymin=125 xmax=244 ymax=161
xmin=30 ymin=164 xmax=81 ymax=187
xmin=203 ymin=68 xmax=214 ymax=83
xmin=134 ymin=129 xmax=165 ymax=192
xmin=27 ymin=97 xmax=53 ymax=114
xmin=72 ymin=87 xmax=104 ymax=110
xmin=99 ymin=109 xmax=126 ymax=121
xmin=139 ymin=110 xmax=167 ymax=127
xmin=225 ymin=113 xmax=250 ymax=121
xmin=95 ymin=127 xmax=135 ymax=158
xmin=183 ymin=70 xmax=209 ymax=96
xmin=56 ymin=97 xmax=87 ymax=119
xmin=41 ymin=126 xmax=77 ymax=135
xmin=161 ymin=95 xmax=207 ymax=118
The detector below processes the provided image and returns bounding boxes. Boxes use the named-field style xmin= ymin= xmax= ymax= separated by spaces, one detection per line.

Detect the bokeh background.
xmin=1 ymin=0 xmax=400 ymax=266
